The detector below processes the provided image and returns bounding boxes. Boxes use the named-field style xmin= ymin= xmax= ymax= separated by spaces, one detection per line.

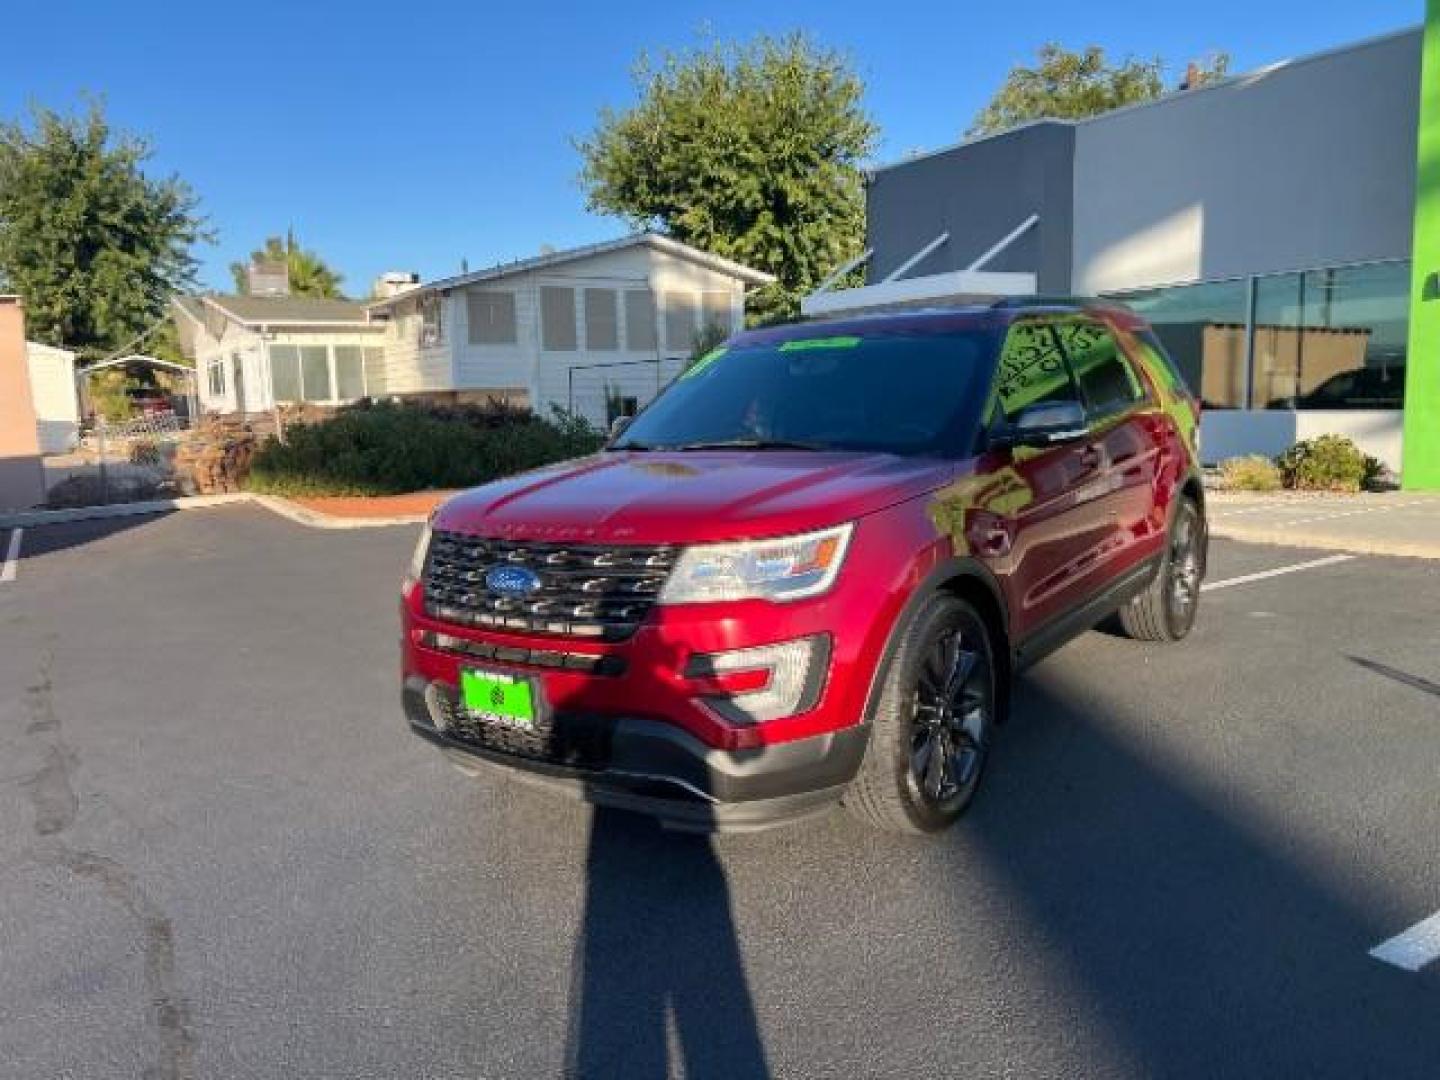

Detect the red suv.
xmin=401 ymin=299 xmax=1206 ymax=834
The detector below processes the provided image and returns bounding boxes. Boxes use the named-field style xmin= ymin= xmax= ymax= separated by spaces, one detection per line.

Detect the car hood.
xmin=433 ymin=451 xmax=955 ymax=545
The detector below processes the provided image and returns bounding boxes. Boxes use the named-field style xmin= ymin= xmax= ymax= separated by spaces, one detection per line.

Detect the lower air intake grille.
xmin=428 ymin=686 xmax=610 ymax=769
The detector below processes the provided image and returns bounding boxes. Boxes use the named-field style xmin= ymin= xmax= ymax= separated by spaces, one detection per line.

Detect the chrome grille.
xmin=423 ymin=531 xmax=678 ymax=640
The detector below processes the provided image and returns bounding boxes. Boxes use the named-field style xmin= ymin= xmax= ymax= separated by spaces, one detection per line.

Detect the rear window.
xmin=612 ymin=328 xmax=997 ymax=457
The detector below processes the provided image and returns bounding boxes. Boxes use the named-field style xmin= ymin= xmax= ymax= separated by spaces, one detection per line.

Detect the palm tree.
xmin=229 ymin=229 xmax=344 ymax=298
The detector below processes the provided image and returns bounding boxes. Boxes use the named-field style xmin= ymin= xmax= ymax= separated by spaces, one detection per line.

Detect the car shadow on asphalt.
xmin=3 ymin=511 xmax=171 ymax=564
xmin=961 ymin=668 xmax=1440 ymax=1077
xmin=565 ymin=807 xmax=770 ymax=1080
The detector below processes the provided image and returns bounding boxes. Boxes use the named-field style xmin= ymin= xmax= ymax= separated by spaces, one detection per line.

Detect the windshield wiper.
xmin=671 ymin=438 xmax=832 ymax=452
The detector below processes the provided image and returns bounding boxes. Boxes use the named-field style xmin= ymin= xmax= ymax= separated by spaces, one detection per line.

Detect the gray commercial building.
xmin=810 ymin=27 xmax=1423 ymax=470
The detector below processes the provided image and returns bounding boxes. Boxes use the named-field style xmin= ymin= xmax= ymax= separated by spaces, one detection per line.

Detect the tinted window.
xmin=612 ymin=329 xmax=996 ymax=457
xmin=992 ymin=320 xmax=1081 ymax=424
xmin=1055 ymin=321 xmax=1143 ymax=417
xmin=1107 ymin=279 xmax=1247 ymax=408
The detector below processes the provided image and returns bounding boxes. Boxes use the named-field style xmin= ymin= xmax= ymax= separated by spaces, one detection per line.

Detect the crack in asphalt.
xmin=21 ymin=658 xmax=197 ymax=1080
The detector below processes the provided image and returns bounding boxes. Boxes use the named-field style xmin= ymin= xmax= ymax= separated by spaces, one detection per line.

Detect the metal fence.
xmin=78 ymin=411 xmax=193 ymax=450
xmin=566 ymin=358 xmax=687 ymax=429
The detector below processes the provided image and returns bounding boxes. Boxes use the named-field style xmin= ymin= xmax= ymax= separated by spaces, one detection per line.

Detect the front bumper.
xmin=403 ymin=677 xmax=870 ymax=832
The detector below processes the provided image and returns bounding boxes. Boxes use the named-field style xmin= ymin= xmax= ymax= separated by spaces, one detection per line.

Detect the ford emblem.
xmin=485 ymin=565 xmax=541 ymax=597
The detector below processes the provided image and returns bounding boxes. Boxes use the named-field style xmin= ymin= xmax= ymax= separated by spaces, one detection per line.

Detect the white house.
xmin=364 ymin=233 xmax=774 ymax=425
xmin=24 ymin=341 xmax=79 ymax=453
xmin=172 ymin=294 xmax=387 ymax=415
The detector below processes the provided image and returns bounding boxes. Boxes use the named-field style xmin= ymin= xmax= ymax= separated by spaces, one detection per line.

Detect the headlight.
xmin=659 ymin=523 xmax=853 ymax=604
xmin=404 ymin=520 xmax=433 ymax=589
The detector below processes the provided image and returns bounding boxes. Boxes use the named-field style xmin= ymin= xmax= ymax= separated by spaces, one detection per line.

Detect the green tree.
xmin=230 ymin=228 xmax=345 ymax=298
xmin=0 ymin=102 xmax=208 ymax=360
xmin=579 ymin=33 xmax=878 ymax=324
xmin=968 ymin=44 xmax=1230 ymax=138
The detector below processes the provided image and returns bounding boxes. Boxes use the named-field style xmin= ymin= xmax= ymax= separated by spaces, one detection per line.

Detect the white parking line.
xmin=1370 ymin=910 xmax=1440 ymax=972
xmin=0 ymin=528 xmax=20 ymax=583
xmin=1201 ymin=553 xmax=1355 ymax=592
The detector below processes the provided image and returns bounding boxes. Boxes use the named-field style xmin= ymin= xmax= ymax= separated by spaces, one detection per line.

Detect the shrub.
xmin=1276 ymin=435 xmax=1368 ymax=492
xmin=245 ymin=400 xmax=604 ymax=497
xmin=1219 ymin=455 xmax=1283 ymax=492
xmin=128 ymin=438 xmax=162 ymax=466
xmin=1362 ymin=454 xmax=1393 ymax=491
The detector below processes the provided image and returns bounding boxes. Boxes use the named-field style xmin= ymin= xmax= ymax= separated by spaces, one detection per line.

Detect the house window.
xmin=363 ymin=347 xmax=387 ymax=396
xmin=584 ymin=288 xmax=619 ymax=351
xmin=664 ymin=291 xmax=699 ymax=351
xmin=270 ymin=345 xmax=303 ymax=402
xmin=301 ymin=345 xmax=332 ymax=402
xmin=701 ymin=290 xmax=733 ymax=336
xmin=467 ymin=290 xmax=517 ymax=345
xmin=334 ymin=346 xmax=366 ymax=399
xmin=420 ymin=296 xmax=444 ymax=347
xmin=541 ymin=286 xmax=577 ymax=351
xmin=207 ymin=357 xmax=227 ymax=398
xmin=624 ymin=290 xmax=656 ymax=351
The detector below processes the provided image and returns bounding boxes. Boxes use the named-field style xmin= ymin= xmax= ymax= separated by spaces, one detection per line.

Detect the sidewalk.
xmin=1207 ymin=491 xmax=1440 ymax=559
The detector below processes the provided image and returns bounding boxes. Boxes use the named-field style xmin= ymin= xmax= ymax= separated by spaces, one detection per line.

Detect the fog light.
xmin=686 ymin=635 xmax=830 ymax=724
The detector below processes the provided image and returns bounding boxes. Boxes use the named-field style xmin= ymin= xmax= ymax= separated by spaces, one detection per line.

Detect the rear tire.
xmin=844 ymin=594 xmax=997 ymax=835
xmin=1117 ymin=498 xmax=1203 ymax=642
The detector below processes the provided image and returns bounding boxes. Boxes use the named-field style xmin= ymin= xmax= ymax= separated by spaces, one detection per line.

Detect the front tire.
xmin=1117 ymin=498 xmax=1203 ymax=642
xmin=844 ymin=595 xmax=997 ymax=834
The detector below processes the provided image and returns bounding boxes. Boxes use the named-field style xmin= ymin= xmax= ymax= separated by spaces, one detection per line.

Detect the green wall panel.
xmin=1404 ymin=0 xmax=1440 ymax=488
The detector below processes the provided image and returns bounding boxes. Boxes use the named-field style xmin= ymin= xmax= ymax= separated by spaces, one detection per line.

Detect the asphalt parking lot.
xmin=2 ymin=504 xmax=1438 ymax=1079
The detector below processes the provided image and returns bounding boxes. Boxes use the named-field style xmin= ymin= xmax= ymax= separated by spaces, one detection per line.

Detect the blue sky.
xmin=1 ymin=1 xmax=1421 ymax=294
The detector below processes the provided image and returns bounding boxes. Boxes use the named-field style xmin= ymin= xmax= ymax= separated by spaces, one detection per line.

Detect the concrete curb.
xmin=0 ymin=492 xmax=426 ymax=531
xmin=1210 ymin=523 xmax=1440 ymax=560
xmin=248 ymin=495 xmax=429 ymax=530
xmin=0 ymin=493 xmax=252 ymax=529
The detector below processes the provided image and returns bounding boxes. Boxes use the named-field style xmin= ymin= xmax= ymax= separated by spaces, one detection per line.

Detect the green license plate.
xmin=460 ymin=668 xmax=537 ymax=729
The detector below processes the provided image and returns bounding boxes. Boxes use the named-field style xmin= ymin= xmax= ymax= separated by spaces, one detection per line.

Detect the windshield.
xmin=612 ymin=328 xmax=996 ymax=456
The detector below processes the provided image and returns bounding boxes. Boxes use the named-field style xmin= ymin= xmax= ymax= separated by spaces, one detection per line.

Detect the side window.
xmin=992 ymin=319 xmax=1082 ymax=425
xmin=1054 ymin=320 xmax=1145 ymax=419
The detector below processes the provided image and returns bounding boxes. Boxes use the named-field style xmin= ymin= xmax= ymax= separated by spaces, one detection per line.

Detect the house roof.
xmin=172 ymin=293 xmax=378 ymax=329
xmin=365 ymin=232 xmax=776 ymax=310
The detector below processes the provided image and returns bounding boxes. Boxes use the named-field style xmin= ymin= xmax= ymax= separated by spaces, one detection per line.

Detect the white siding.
xmin=25 ymin=342 xmax=79 ymax=453
xmin=452 ymin=282 xmax=536 ymax=392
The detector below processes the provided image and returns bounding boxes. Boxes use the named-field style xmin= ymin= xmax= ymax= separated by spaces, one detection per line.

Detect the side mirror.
xmin=608 ymin=415 xmax=632 ymax=441
xmin=994 ymin=400 xmax=1087 ymax=449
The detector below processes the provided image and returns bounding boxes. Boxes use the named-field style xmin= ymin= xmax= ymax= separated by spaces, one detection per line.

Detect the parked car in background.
xmin=400 ymin=299 xmax=1207 ymax=834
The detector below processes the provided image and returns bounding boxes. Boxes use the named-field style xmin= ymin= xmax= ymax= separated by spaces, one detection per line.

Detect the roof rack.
xmin=989 ymin=295 xmax=1132 ymax=310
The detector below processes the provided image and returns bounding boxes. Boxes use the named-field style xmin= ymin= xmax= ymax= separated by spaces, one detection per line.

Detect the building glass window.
xmin=334 ymin=346 xmax=366 ymax=400
xmin=1253 ymin=261 xmax=1408 ymax=410
xmin=625 ymin=290 xmax=657 ymax=351
xmin=419 ymin=296 xmax=444 ymax=347
xmin=363 ymin=347 xmax=387 ymax=396
xmin=541 ymin=286 xmax=577 ymax=351
xmin=300 ymin=345 xmax=332 ymax=402
xmin=664 ymin=291 xmax=699 ymax=352
xmin=584 ymin=288 xmax=619 ymax=350
xmin=270 ymin=345 xmax=303 ymax=402
xmin=1109 ymin=279 xmax=1248 ymax=408
xmin=701 ymin=290 xmax=733 ymax=337
xmin=467 ymin=290 xmax=517 ymax=345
